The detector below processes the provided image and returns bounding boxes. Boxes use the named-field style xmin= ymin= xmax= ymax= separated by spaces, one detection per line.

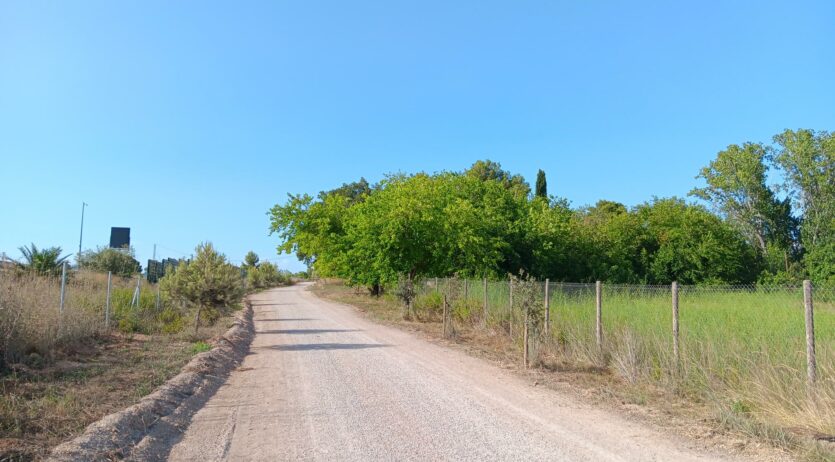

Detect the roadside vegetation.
xmin=0 ymin=242 xmax=285 ymax=460
xmin=276 ymin=128 xmax=835 ymax=459
xmin=271 ymin=129 xmax=834 ymax=288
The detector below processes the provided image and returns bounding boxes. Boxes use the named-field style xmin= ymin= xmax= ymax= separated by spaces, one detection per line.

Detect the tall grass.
xmin=0 ymin=269 xmax=177 ymax=368
xmin=414 ymin=278 xmax=835 ymax=437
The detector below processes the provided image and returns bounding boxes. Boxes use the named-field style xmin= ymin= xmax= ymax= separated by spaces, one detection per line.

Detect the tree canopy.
xmin=270 ymin=132 xmax=833 ymax=289
xmin=77 ymin=246 xmax=142 ymax=278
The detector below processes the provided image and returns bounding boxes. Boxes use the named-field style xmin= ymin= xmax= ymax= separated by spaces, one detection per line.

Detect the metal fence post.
xmin=804 ymin=280 xmax=817 ymax=389
xmin=59 ymin=261 xmax=67 ymax=313
xmin=595 ymin=281 xmax=603 ymax=349
xmin=131 ymin=275 xmax=141 ymax=308
xmin=105 ymin=271 xmax=112 ymax=328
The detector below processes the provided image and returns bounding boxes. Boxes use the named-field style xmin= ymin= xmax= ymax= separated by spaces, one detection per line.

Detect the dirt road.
xmin=168 ymin=284 xmax=743 ymax=461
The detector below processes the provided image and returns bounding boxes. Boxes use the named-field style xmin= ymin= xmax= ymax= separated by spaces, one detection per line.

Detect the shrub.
xmin=77 ymin=246 xmax=141 ymax=278
xmin=246 ymin=262 xmax=289 ymax=290
xmin=161 ymin=243 xmax=244 ymax=333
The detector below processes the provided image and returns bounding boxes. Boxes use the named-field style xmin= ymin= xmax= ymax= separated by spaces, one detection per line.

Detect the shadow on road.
xmin=256 ymin=318 xmax=318 ymax=322
xmin=256 ymin=329 xmax=361 ymax=335
xmin=262 ymin=343 xmax=390 ymax=351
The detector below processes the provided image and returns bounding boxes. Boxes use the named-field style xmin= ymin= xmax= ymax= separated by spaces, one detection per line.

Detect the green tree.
xmin=772 ymin=129 xmax=835 ymax=283
xmin=638 ymin=199 xmax=760 ymax=284
xmin=465 ymin=160 xmax=530 ymax=197
xmin=243 ymin=251 xmax=260 ymax=269
xmin=77 ymin=246 xmax=141 ymax=277
xmin=690 ymin=142 xmax=793 ymax=253
xmin=247 ymin=261 xmax=288 ymax=289
xmin=534 ymin=169 xmax=547 ymax=198
xmin=16 ymin=244 xmax=70 ymax=277
xmin=160 ymin=243 xmax=244 ymax=333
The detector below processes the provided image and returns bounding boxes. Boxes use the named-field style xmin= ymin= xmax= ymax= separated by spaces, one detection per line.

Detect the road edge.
xmin=47 ymin=299 xmax=255 ymax=462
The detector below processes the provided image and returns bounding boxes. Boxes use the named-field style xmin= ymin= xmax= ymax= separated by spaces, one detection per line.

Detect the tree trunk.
xmin=194 ymin=306 xmax=202 ymax=334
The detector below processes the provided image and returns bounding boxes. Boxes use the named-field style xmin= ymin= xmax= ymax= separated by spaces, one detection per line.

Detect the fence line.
xmin=417 ymin=276 xmax=831 ymax=394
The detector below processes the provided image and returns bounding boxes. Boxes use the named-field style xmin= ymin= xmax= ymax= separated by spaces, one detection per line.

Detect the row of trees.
xmin=270 ymin=129 xmax=833 ymax=289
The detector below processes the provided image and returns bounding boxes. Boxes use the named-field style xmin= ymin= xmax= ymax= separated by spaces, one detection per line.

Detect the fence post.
xmin=804 ymin=280 xmax=817 ymax=389
xmin=156 ymin=285 xmax=161 ymax=311
xmin=435 ymin=277 xmax=439 ymax=293
xmin=672 ymin=281 xmax=680 ymax=371
xmin=59 ymin=261 xmax=68 ymax=313
xmin=523 ymin=302 xmax=529 ymax=368
xmin=595 ymin=281 xmax=603 ymax=349
xmin=482 ymin=277 xmax=488 ymax=326
xmin=464 ymin=279 xmax=469 ymax=301
xmin=442 ymin=294 xmax=450 ymax=338
xmin=105 ymin=271 xmax=112 ymax=328
xmin=130 ymin=275 xmax=141 ymax=308
xmin=544 ymin=278 xmax=550 ymax=334
xmin=509 ymin=276 xmax=514 ymax=338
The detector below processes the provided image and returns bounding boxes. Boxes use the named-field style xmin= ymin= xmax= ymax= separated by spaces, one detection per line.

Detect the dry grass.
xmin=0 ymin=317 xmax=235 ymax=461
xmin=313 ymin=279 xmax=835 ymax=462
xmin=0 ymin=269 xmax=240 ymax=460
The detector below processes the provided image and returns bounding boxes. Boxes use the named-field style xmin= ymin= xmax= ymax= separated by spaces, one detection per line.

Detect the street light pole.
xmin=78 ymin=202 xmax=87 ymax=264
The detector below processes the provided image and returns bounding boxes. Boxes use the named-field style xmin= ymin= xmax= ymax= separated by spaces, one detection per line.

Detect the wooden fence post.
xmin=804 ymin=280 xmax=817 ymax=389
xmin=105 ymin=271 xmax=112 ymax=328
xmin=59 ymin=261 xmax=67 ymax=313
xmin=464 ymin=279 xmax=469 ymax=301
xmin=442 ymin=294 xmax=449 ymax=338
xmin=509 ymin=277 xmax=514 ymax=338
xmin=523 ymin=303 xmax=529 ymax=368
xmin=672 ymin=281 xmax=680 ymax=370
xmin=441 ymin=294 xmax=447 ymax=338
xmin=544 ymin=278 xmax=550 ymax=334
xmin=595 ymin=281 xmax=603 ymax=349
xmin=482 ymin=277 xmax=488 ymax=326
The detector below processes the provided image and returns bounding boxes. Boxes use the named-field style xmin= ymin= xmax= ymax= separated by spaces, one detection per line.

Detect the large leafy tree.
xmin=637 ymin=199 xmax=760 ymax=284
xmin=16 ymin=244 xmax=70 ymax=277
xmin=772 ymin=129 xmax=835 ymax=283
xmin=690 ymin=143 xmax=794 ymax=253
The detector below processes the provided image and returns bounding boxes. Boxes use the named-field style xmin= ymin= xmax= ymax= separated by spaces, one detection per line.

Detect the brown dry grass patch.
xmin=0 ymin=317 xmax=235 ymax=461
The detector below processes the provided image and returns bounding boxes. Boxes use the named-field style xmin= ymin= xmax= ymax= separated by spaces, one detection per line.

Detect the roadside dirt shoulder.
xmin=47 ymin=300 xmax=254 ymax=461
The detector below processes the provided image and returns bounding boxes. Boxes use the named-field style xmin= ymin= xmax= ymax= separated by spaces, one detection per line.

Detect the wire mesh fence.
xmin=414 ymin=277 xmax=834 ymax=408
xmin=0 ymin=267 xmax=175 ymax=366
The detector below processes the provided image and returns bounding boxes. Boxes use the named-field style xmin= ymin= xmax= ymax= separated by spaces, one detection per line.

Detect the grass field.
xmin=415 ymin=278 xmax=835 ymax=442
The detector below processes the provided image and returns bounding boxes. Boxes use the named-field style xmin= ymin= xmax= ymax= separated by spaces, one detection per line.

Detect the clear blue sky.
xmin=1 ymin=1 xmax=833 ymax=272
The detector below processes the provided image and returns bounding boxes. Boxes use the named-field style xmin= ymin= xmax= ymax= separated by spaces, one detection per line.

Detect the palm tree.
xmin=17 ymin=243 xmax=70 ymax=277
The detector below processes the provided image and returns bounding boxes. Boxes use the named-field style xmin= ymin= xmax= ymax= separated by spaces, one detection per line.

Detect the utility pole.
xmin=78 ymin=202 xmax=88 ymax=264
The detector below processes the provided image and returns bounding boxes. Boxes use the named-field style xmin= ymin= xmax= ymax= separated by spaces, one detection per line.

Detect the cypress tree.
xmin=535 ymin=169 xmax=547 ymax=198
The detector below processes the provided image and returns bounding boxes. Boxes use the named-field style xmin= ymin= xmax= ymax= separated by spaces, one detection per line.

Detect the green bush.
xmin=190 ymin=341 xmax=212 ymax=354
xmin=246 ymin=262 xmax=289 ymax=290
xmin=414 ymin=291 xmax=443 ymax=317
xmin=161 ymin=243 xmax=244 ymax=333
xmin=159 ymin=308 xmax=185 ymax=334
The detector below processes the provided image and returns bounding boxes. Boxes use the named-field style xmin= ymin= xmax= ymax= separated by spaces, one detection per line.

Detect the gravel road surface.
xmin=168 ymin=284 xmax=743 ymax=461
